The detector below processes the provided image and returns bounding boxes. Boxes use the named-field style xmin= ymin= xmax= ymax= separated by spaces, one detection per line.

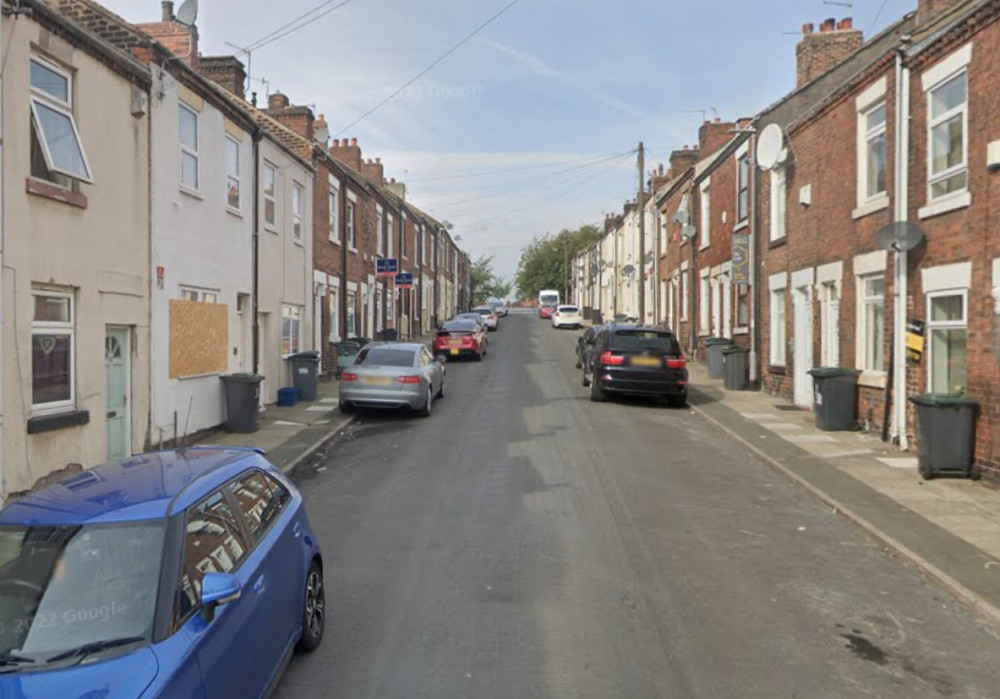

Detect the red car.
xmin=433 ymin=319 xmax=487 ymax=361
xmin=539 ymin=304 xmax=557 ymax=319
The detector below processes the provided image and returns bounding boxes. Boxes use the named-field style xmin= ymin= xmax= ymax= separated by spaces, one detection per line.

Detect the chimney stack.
xmin=329 ymin=137 xmax=363 ymax=172
xmin=138 ymin=4 xmax=200 ymax=69
xmin=263 ymin=91 xmax=316 ymax=142
xmin=796 ymin=17 xmax=863 ymax=87
xmin=198 ymin=55 xmax=247 ymax=100
xmin=361 ymin=157 xmax=385 ymax=185
xmin=670 ymin=146 xmax=700 ymax=176
xmin=698 ymin=118 xmax=736 ymax=155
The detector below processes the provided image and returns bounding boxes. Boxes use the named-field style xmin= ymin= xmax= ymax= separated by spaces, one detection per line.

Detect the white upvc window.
xmin=376 ymin=206 xmax=384 ymax=255
xmin=401 ymin=219 xmax=407 ymax=259
xmin=819 ymin=281 xmax=841 ymax=367
xmin=927 ymin=290 xmax=967 ymax=394
xmin=281 ymin=304 xmax=302 ymax=357
xmin=328 ymin=182 xmax=340 ymax=244
xmin=180 ymin=287 xmax=219 ymax=303
xmin=770 ymin=167 xmax=786 ymax=242
xmin=387 ymin=213 xmax=395 ymax=258
xmin=292 ymin=183 xmax=303 ymax=241
xmin=699 ymin=180 xmax=711 ymax=249
xmin=861 ymin=102 xmax=887 ymax=201
xmin=857 ymin=274 xmax=885 ymax=373
xmin=927 ymin=71 xmax=968 ymax=201
xmin=346 ymin=291 xmax=357 ymax=336
xmin=680 ymin=269 xmax=688 ymax=321
xmin=347 ymin=200 xmax=357 ymax=250
xmin=769 ymin=289 xmax=786 ymax=366
xmin=178 ymin=102 xmax=199 ymax=191
xmin=225 ymin=135 xmax=240 ymax=211
xmin=737 ymin=155 xmax=750 ymax=223
xmin=263 ymin=162 xmax=277 ymax=229
xmin=31 ymin=290 xmax=76 ymax=414
xmin=328 ymin=288 xmax=340 ymax=342
xmin=699 ymin=269 xmax=710 ymax=335
xmin=29 ymin=56 xmax=92 ymax=184
xmin=735 ymin=284 xmax=750 ymax=331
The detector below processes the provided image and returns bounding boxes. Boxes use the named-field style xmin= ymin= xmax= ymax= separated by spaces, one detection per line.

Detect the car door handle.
xmin=253 ymin=576 xmax=265 ymax=593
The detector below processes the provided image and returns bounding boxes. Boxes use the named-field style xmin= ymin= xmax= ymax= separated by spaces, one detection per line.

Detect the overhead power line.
xmin=239 ymin=0 xmax=360 ymax=54
xmin=407 ymin=150 xmax=635 ymax=184
xmin=333 ymin=0 xmax=526 ymax=137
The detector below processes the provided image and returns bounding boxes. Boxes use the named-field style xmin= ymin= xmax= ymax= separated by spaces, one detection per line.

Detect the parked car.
xmin=0 ymin=447 xmax=323 ymax=698
xmin=433 ymin=319 xmax=487 ymax=361
xmin=576 ymin=326 xmax=601 ymax=369
xmin=583 ymin=325 xmax=688 ymax=407
xmin=539 ymin=304 xmax=557 ymax=319
xmin=551 ymin=305 xmax=584 ymax=329
xmin=455 ymin=312 xmax=488 ymax=334
xmin=472 ymin=306 xmax=500 ymax=331
xmin=489 ymin=300 xmax=507 ymax=318
xmin=339 ymin=343 xmax=445 ymax=416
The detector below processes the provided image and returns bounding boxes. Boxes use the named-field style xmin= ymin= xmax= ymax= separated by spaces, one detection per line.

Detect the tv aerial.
xmin=875 ymin=222 xmax=925 ymax=252
xmin=175 ymin=0 xmax=198 ymax=26
xmin=756 ymin=123 xmax=788 ymax=170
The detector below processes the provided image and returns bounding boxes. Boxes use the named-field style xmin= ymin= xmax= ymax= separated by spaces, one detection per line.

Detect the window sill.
xmin=294 ymin=239 xmax=304 ymax=247
xmin=26 ymin=178 xmax=87 ymax=209
xmin=857 ymin=370 xmax=886 ymax=389
xmin=264 ymin=225 xmax=279 ymax=235
xmin=768 ymin=237 xmax=787 ymax=250
xmin=768 ymin=365 xmax=787 ymax=375
xmin=918 ymin=191 xmax=971 ymax=220
xmin=733 ymin=327 xmax=749 ymax=335
xmin=348 ymin=246 xmax=359 ymax=254
xmin=328 ymin=237 xmax=341 ymax=246
xmin=700 ymin=243 xmax=711 ymax=251
xmin=28 ymin=409 xmax=90 ymax=435
xmin=852 ymin=194 xmax=889 ymax=220
xmin=177 ymin=372 xmax=222 ymax=381
xmin=179 ymin=185 xmax=203 ymax=200
xmin=733 ymin=220 xmax=749 ymax=233
xmin=227 ymin=207 xmax=244 ymax=219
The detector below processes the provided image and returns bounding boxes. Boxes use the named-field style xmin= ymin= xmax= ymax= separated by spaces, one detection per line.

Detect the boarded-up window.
xmin=169 ymin=299 xmax=228 ymax=378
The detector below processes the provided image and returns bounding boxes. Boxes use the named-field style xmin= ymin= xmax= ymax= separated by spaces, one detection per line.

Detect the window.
xmin=292 ymin=183 xmax=303 ymax=241
xmin=346 ymin=291 xmax=357 ymax=337
xmin=230 ymin=471 xmax=289 ymax=540
xmin=819 ymin=282 xmax=840 ymax=366
xmin=177 ymin=489 xmax=250 ymax=622
xmin=770 ymin=290 xmax=786 ymax=366
xmin=736 ymin=284 xmax=749 ymax=328
xmin=180 ymin=288 xmax=218 ymax=303
xmin=927 ymin=291 xmax=967 ymax=394
xmin=699 ymin=182 xmax=711 ymax=248
xmin=328 ymin=186 xmax=340 ymax=243
xmin=928 ymin=71 xmax=968 ymax=200
xmin=29 ymin=56 xmax=91 ymax=184
xmin=858 ymin=275 xmax=885 ymax=372
xmin=387 ymin=213 xmax=394 ymax=257
xmin=328 ymin=288 xmax=340 ymax=342
xmin=178 ymin=103 xmax=199 ymax=191
xmin=32 ymin=291 xmax=75 ymax=412
xmin=347 ymin=201 xmax=357 ymax=249
xmin=401 ymin=220 xmax=407 ymax=259
xmin=376 ymin=207 xmax=384 ymax=255
xmin=699 ymin=270 xmax=710 ymax=335
xmin=737 ymin=155 xmax=750 ymax=222
xmin=223 ymin=136 xmax=240 ymax=210
xmin=281 ymin=305 xmax=302 ymax=356
xmin=770 ymin=168 xmax=786 ymax=242
xmin=680 ymin=271 xmax=688 ymax=321
xmin=263 ymin=163 xmax=277 ymax=229
xmin=862 ymin=103 xmax=887 ymax=200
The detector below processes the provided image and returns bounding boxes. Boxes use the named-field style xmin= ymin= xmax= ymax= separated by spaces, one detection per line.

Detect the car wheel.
xmin=589 ymin=376 xmax=605 ymax=402
xmin=437 ymin=381 xmax=445 ymax=399
xmin=297 ymin=560 xmax=325 ymax=653
xmin=418 ymin=386 xmax=434 ymax=417
xmin=575 ymin=358 xmax=582 ymax=369
xmin=338 ymin=400 xmax=355 ymax=414
xmin=582 ymin=368 xmax=591 ymax=387
xmin=668 ymin=392 xmax=688 ymax=408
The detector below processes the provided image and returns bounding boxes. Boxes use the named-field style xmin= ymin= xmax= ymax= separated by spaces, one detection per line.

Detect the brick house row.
xmin=576 ymin=0 xmax=1000 ymax=482
xmin=0 ymin=0 xmax=468 ymax=497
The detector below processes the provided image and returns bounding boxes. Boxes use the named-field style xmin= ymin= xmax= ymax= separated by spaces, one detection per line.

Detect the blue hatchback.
xmin=0 ymin=448 xmax=324 ymax=698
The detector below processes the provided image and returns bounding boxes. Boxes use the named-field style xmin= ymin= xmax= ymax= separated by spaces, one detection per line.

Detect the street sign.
xmin=377 ymin=258 xmax=398 ymax=276
xmin=394 ymin=272 xmax=413 ymax=288
xmin=732 ymin=233 xmax=750 ymax=285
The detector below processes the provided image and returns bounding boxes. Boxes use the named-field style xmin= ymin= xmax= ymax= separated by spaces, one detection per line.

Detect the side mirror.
xmin=201 ymin=572 xmax=241 ymax=622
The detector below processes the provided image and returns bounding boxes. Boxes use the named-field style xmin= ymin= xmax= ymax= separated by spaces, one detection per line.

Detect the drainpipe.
xmin=0 ymin=6 xmax=6 ymax=495
xmin=251 ymin=128 xmax=262 ymax=375
xmin=893 ymin=48 xmax=911 ymax=450
xmin=339 ymin=175 xmax=347 ymax=339
xmin=750 ymin=123 xmax=761 ymax=386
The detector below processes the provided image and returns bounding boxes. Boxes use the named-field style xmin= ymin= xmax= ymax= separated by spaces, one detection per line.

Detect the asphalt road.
xmin=276 ymin=315 xmax=1000 ymax=699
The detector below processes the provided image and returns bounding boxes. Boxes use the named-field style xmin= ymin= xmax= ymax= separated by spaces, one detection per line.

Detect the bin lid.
xmin=808 ymin=367 xmax=862 ymax=379
xmin=288 ymin=352 xmax=320 ymax=362
xmin=705 ymin=337 xmax=733 ymax=346
xmin=909 ymin=393 xmax=977 ymax=408
xmin=721 ymin=346 xmax=749 ymax=355
xmin=220 ymin=373 xmax=264 ymax=384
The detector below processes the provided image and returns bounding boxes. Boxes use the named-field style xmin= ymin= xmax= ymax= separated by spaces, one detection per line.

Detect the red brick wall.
xmin=796 ymin=20 xmax=863 ymax=87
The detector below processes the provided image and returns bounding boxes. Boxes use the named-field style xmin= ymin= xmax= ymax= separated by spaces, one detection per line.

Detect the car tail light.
xmin=666 ymin=358 xmax=687 ymax=369
xmin=341 ymin=372 xmax=359 ymax=382
xmin=398 ymin=375 xmax=421 ymax=384
xmin=463 ymin=337 xmax=476 ymax=347
xmin=600 ymin=351 xmax=625 ymax=366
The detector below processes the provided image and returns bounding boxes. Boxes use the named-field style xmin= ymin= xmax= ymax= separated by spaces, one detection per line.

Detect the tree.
xmin=469 ymin=255 xmax=513 ymax=306
xmin=515 ymin=224 xmax=602 ymax=301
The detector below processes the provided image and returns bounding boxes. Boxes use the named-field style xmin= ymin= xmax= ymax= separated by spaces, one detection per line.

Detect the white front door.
xmin=793 ymin=286 xmax=814 ymax=408
xmin=313 ymin=283 xmax=325 ymax=369
xmin=105 ymin=327 xmax=130 ymax=460
xmin=722 ymin=274 xmax=732 ymax=339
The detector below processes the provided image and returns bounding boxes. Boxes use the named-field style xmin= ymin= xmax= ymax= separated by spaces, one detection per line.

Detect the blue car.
xmin=0 ymin=448 xmax=325 ymax=698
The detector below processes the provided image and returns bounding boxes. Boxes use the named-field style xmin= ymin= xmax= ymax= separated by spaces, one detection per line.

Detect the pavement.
xmin=269 ymin=316 xmax=1000 ymax=699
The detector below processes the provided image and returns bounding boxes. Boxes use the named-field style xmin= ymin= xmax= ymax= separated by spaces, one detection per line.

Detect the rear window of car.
xmin=440 ymin=322 xmax=476 ymax=335
xmin=611 ymin=330 xmax=681 ymax=354
xmin=473 ymin=308 xmax=493 ymax=315
xmin=558 ymin=306 xmax=579 ymax=313
xmin=358 ymin=348 xmax=416 ymax=367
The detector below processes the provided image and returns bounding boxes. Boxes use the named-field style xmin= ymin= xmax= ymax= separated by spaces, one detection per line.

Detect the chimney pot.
xmin=375 ymin=157 xmax=381 ymax=163
xmin=714 ymin=117 xmax=721 ymax=123
xmin=331 ymin=139 xmax=339 ymax=147
xmin=803 ymin=22 xmax=814 ymax=34
xmin=350 ymin=138 xmax=357 ymax=147
xmin=837 ymin=17 xmax=853 ymax=30
xmin=821 ymin=17 xmax=836 ymax=32
xmin=162 ymin=1 xmax=174 ymax=22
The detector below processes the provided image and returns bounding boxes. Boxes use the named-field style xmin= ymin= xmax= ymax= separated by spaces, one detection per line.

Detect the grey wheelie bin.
xmin=705 ymin=338 xmax=733 ymax=379
xmin=722 ymin=346 xmax=750 ymax=391
xmin=910 ymin=394 xmax=979 ymax=480
xmin=808 ymin=368 xmax=861 ymax=431
xmin=288 ymin=352 xmax=320 ymax=401
xmin=220 ymin=374 xmax=264 ymax=433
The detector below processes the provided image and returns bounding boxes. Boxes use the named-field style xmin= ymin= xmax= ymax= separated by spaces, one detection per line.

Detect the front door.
xmin=793 ymin=287 xmax=814 ymax=408
xmin=105 ymin=327 xmax=130 ymax=460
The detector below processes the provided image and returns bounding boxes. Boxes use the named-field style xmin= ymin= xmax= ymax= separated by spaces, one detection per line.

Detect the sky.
xmin=100 ymin=0 xmax=917 ymax=286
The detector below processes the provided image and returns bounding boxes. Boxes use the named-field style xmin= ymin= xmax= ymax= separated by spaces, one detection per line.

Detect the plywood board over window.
xmin=169 ymin=300 xmax=229 ymax=378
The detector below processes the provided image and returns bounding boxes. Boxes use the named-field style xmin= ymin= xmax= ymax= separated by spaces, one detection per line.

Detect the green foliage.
xmin=469 ymin=255 xmax=513 ymax=306
xmin=515 ymin=224 xmax=602 ymax=301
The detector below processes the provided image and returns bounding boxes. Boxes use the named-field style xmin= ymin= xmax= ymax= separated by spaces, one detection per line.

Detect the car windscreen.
xmin=358 ymin=348 xmax=416 ymax=367
xmin=0 ymin=521 xmax=165 ymax=661
xmin=540 ymin=295 xmax=558 ymax=305
xmin=611 ymin=330 xmax=681 ymax=354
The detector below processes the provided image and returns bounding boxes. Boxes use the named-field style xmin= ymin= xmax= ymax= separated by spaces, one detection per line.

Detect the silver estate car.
xmin=339 ymin=343 xmax=445 ymax=416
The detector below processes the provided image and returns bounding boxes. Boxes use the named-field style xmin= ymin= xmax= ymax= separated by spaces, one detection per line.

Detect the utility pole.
xmin=637 ymin=141 xmax=646 ymax=324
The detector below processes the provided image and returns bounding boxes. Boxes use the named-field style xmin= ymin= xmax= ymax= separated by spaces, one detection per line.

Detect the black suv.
xmin=583 ymin=325 xmax=688 ymax=406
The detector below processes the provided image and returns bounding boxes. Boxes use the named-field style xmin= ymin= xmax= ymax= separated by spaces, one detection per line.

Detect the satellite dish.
xmin=175 ymin=0 xmax=198 ymax=26
xmin=643 ymin=252 xmax=654 ymax=264
xmin=875 ymin=222 xmax=925 ymax=252
xmin=622 ymin=264 xmax=635 ymax=276
xmin=671 ymin=210 xmax=688 ymax=225
xmin=681 ymin=224 xmax=697 ymax=239
xmin=756 ymin=123 xmax=784 ymax=171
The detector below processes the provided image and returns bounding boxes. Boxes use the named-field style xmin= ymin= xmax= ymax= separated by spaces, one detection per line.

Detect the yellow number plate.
xmin=630 ymin=356 xmax=660 ymax=367
xmin=450 ymin=348 xmax=460 ymax=356
xmin=364 ymin=376 xmax=392 ymax=385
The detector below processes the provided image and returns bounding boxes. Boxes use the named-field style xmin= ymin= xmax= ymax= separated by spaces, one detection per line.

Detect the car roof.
xmin=0 ymin=448 xmax=271 ymax=526
xmin=363 ymin=342 xmax=424 ymax=351
xmin=443 ymin=319 xmax=477 ymax=328
xmin=606 ymin=324 xmax=675 ymax=334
